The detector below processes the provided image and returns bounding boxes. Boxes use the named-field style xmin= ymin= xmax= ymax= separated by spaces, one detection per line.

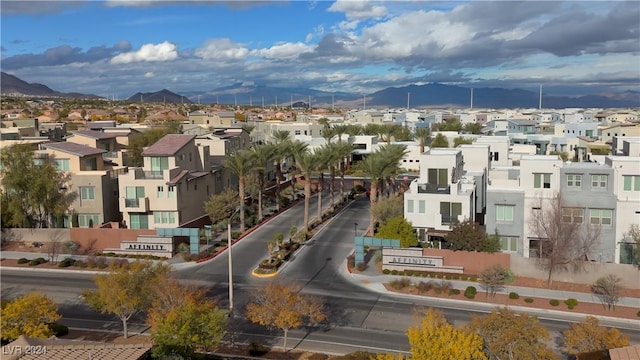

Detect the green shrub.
xmin=509 ymin=292 xmax=519 ymax=300
xmin=436 ymin=274 xmax=443 ymax=279
xmin=389 ymin=277 xmax=412 ymax=290
xmin=17 ymin=258 xmax=29 ymax=264
xmin=564 ymin=298 xmax=579 ymax=309
xmin=347 ymin=255 xmax=355 ymax=270
xmin=461 ymin=274 xmax=469 ymax=281
xmin=464 ymin=286 xmax=477 ymax=299
xmin=231 ymin=231 xmax=242 ymax=239
xmin=404 ymin=270 xmax=413 ymax=276
xmin=450 ymin=288 xmax=461 ymax=296
xmin=470 ymin=276 xmax=477 ymax=282
xmin=248 ymin=342 xmax=267 ymax=356
xmin=58 ymin=258 xmax=76 ymax=268
xmin=391 ymin=270 xmax=398 ymax=275
xmin=549 ymin=299 xmax=560 ymax=306
xmin=28 ymin=257 xmax=47 ymax=266
xmin=524 ymin=297 xmax=534 ymax=304
xmin=452 ymin=275 xmax=460 ymax=280
xmin=429 ymin=273 xmax=436 ymax=278
xmin=444 ymin=275 xmax=451 ymax=280
xmin=637 ymin=311 xmax=640 ymax=317
xmin=356 ymin=262 xmax=366 ymax=271
xmin=382 ymin=269 xmax=391 ymax=275
xmin=49 ymin=323 xmax=69 ymax=337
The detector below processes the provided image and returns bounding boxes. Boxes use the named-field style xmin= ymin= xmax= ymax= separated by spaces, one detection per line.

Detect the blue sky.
xmin=1 ymin=1 xmax=638 ymax=100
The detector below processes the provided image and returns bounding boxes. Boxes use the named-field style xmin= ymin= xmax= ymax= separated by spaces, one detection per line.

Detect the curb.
xmin=0 ymin=266 xmax=106 ymax=275
xmin=250 ymin=197 xmax=356 ymax=278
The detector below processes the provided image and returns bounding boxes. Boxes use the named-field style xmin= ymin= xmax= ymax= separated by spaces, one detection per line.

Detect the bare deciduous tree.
xmin=46 ymin=230 xmax=64 ymax=264
xmin=528 ymin=193 xmax=601 ymax=287
xmin=479 ymin=264 xmax=508 ymax=298
xmin=592 ymin=274 xmax=624 ymax=311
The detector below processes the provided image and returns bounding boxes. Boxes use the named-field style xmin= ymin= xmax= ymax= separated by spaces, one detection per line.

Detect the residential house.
xmin=118 ymin=134 xmax=216 ymax=230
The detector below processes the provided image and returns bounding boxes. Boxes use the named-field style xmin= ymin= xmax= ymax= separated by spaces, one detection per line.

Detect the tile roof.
xmin=43 ymin=142 xmax=106 ymax=157
xmin=74 ymin=130 xmax=118 ymax=140
xmin=142 ymin=134 xmax=195 ymax=156
xmin=0 ymin=335 xmax=151 ymax=360
xmin=610 ymin=344 xmax=640 ymax=360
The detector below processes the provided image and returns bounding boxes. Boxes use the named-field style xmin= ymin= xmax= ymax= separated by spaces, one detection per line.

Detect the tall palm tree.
xmin=378 ymin=144 xmax=408 ymax=197
xmin=357 ymin=152 xmax=392 ymax=227
xmin=314 ymin=145 xmax=334 ymax=220
xmin=333 ymin=124 xmax=349 ymax=144
xmin=291 ymin=142 xmax=317 ymax=231
xmin=224 ymin=149 xmax=256 ymax=233
xmin=271 ymin=130 xmax=291 ymax=210
xmin=249 ymin=143 xmax=276 ymax=222
xmin=288 ymin=140 xmax=308 ymax=202
xmin=414 ymin=127 xmax=430 ymax=154
xmin=319 ymin=143 xmax=340 ymax=207
xmin=335 ymin=141 xmax=354 ymax=202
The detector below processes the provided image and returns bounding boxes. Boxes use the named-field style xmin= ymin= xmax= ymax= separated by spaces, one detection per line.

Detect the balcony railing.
xmin=417 ymin=183 xmax=450 ymax=194
xmin=104 ymin=151 xmax=118 ymax=158
xmin=134 ymin=169 xmax=164 ymax=180
xmin=125 ymin=198 xmax=140 ymax=207
xmin=441 ymin=216 xmax=459 ymax=226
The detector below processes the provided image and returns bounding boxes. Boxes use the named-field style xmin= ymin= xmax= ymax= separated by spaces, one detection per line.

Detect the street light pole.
xmin=227 ymin=207 xmax=240 ymax=317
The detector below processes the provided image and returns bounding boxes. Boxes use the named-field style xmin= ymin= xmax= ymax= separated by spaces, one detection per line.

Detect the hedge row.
xmin=382 ymin=268 xmax=477 ymax=282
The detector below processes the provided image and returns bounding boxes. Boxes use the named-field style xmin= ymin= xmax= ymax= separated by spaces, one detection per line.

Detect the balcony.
xmin=441 ymin=215 xmax=459 ymax=226
xmin=133 ymin=169 xmax=165 ymax=180
xmin=417 ymin=183 xmax=450 ymax=194
xmin=104 ymin=151 xmax=119 ymax=159
xmin=119 ymin=197 xmax=149 ymax=212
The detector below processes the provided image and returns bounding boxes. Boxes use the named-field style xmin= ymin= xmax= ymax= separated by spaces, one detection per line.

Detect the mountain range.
xmin=2 ymin=72 xmax=638 ymax=109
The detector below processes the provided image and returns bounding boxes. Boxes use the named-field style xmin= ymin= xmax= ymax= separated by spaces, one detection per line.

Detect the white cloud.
xmin=328 ymin=0 xmax=387 ymax=20
xmin=305 ymin=33 xmax=314 ymax=43
xmin=110 ymin=41 xmax=178 ymax=64
xmin=195 ymin=38 xmax=249 ymax=60
xmin=144 ymin=71 xmax=154 ymax=78
xmin=252 ymin=42 xmax=313 ymax=60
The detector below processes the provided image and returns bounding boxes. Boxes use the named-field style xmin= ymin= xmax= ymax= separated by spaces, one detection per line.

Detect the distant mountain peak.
xmin=128 ymin=89 xmax=192 ymax=104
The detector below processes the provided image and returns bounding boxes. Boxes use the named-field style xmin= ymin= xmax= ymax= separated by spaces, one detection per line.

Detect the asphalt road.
xmin=2 ymin=193 xmax=639 ymax=354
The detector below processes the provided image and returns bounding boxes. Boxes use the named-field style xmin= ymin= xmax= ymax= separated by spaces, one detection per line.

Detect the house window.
xmin=154 ymin=211 xmax=176 ymax=224
xmin=157 ymin=186 xmax=164 ymax=198
xmin=619 ymin=242 xmax=638 ymax=265
xmin=150 ymin=157 xmax=169 ymax=171
xmin=562 ymin=208 xmax=584 ymax=224
xmin=84 ymin=157 xmax=97 ymax=171
xmin=125 ymin=186 xmax=145 ymax=199
xmin=129 ymin=214 xmax=149 ymax=229
xmin=428 ymin=168 xmax=448 ymax=185
xmin=496 ymin=205 xmax=514 ymax=222
xmin=440 ymin=202 xmax=461 ymax=225
xmin=294 ymin=130 xmax=301 ymax=135
xmin=499 ymin=236 xmax=518 ymax=252
xmin=78 ymin=214 xmax=100 ymax=228
xmin=566 ymin=174 xmax=582 ymax=188
xmin=407 ymin=200 xmax=414 ymax=213
xmin=55 ymin=159 xmax=70 ymax=171
xmin=591 ymin=175 xmax=607 ymax=189
xmin=589 ymin=209 xmax=612 ymax=226
xmin=534 ymin=173 xmax=551 ymax=189
xmin=80 ymin=186 xmax=95 ymax=200
xmin=168 ymin=185 xmax=176 ymax=198
xmin=418 ymin=200 xmax=425 ymax=214
xmin=623 ymin=175 xmax=640 ymax=191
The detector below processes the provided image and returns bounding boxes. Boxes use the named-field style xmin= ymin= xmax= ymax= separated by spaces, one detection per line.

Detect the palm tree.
xmin=224 ymin=149 xmax=256 ymax=233
xmin=335 ymin=141 xmax=354 ymax=202
xmin=249 ymin=143 xmax=276 ymax=222
xmin=414 ymin=127 xmax=430 ymax=154
xmin=314 ymin=146 xmax=333 ymax=220
xmin=319 ymin=143 xmax=340 ymax=207
xmin=271 ymin=130 xmax=291 ymax=210
xmin=357 ymin=152 xmax=391 ymax=227
xmin=291 ymin=142 xmax=317 ymax=231
xmin=333 ymin=124 xmax=349 ymax=144
xmin=288 ymin=140 xmax=308 ymax=202
xmin=379 ymin=144 xmax=408 ymax=197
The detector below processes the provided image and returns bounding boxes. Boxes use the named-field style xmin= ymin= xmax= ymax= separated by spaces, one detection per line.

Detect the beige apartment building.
xmin=41 ymin=142 xmax=124 ymax=228
xmin=188 ymin=110 xmax=236 ymax=127
xmin=118 ymin=134 xmax=218 ymax=229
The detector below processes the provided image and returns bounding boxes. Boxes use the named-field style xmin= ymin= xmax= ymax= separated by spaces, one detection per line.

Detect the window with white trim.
xmin=623 ymin=175 xmax=640 ymax=191
xmin=418 ymin=200 xmax=425 ymax=214
xmin=154 ymin=211 xmax=176 ymax=224
xmin=168 ymin=185 xmax=176 ymax=198
xmin=499 ymin=236 xmax=518 ymax=252
xmin=591 ymin=174 xmax=607 ymax=189
xmin=534 ymin=173 xmax=551 ymax=189
xmin=78 ymin=214 xmax=100 ymax=228
xmin=589 ymin=209 xmax=612 ymax=226
xmin=157 ymin=186 xmax=164 ymax=198
xmin=566 ymin=174 xmax=582 ymax=188
xmin=562 ymin=208 xmax=584 ymax=224
xmin=407 ymin=199 xmax=414 ymax=213
xmin=80 ymin=186 xmax=95 ymax=200
xmin=496 ymin=205 xmax=514 ymax=222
